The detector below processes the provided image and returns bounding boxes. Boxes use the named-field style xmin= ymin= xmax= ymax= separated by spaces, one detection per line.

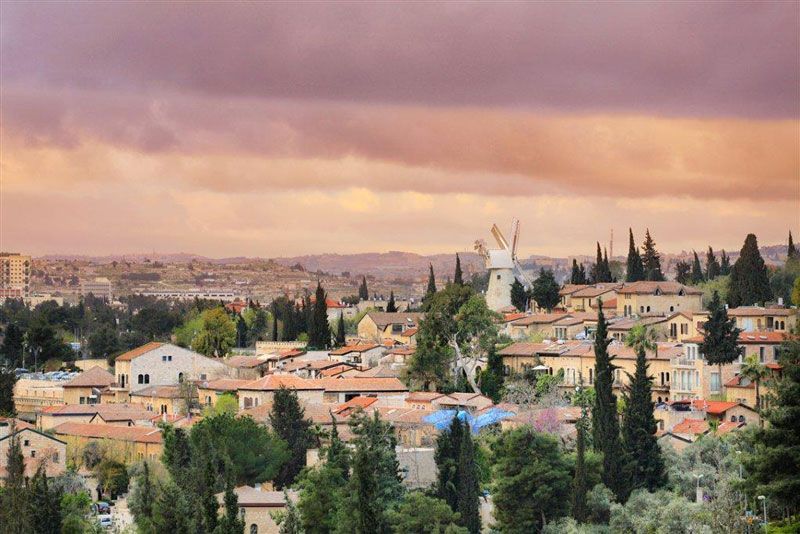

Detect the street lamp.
xmin=736 ymin=450 xmax=747 ymax=511
xmin=757 ymin=495 xmax=767 ymax=527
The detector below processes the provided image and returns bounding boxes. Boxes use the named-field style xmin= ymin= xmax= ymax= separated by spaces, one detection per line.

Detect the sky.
xmin=1 ymin=2 xmax=798 ymax=259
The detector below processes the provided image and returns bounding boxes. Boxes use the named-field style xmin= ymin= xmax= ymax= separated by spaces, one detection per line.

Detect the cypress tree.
xmin=456 ymin=425 xmax=481 ymax=534
xmin=510 ymin=279 xmax=528 ymax=311
xmin=359 ymin=276 xmax=369 ymax=301
xmin=728 ymin=233 xmax=772 ymax=307
xmin=579 ymin=263 xmax=587 ymax=284
xmin=572 ymin=416 xmax=588 ymax=523
xmin=326 ymin=413 xmax=350 ymax=477
xmin=706 ymin=246 xmax=720 ymax=280
xmin=386 ymin=291 xmax=397 ymax=313
xmin=271 ymin=311 xmax=279 ymax=342
xmin=674 ymin=261 xmax=691 ymax=285
xmin=591 ymin=303 xmax=629 ymax=502
xmin=690 ymin=251 xmax=705 ymax=284
xmin=435 ymin=416 xmax=464 ymax=511
xmin=426 ymin=264 xmax=437 ymax=298
xmin=591 ymin=242 xmax=611 ymax=283
xmin=789 ymin=231 xmax=797 ymax=259
xmin=532 ymin=268 xmax=560 ymax=312
xmin=625 ymin=228 xmax=645 ymax=282
xmin=641 ymin=229 xmax=665 ymax=281
xmin=621 ymin=328 xmax=665 ymax=492
xmin=311 ymin=283 xmax=331 ymax=349
xmin=0 ymin=429 xmax=31 ymax=533
xmin=201 ymin=459 xmax=219 ymax=533
xmin=604 ymin=248 xmax=612 ymax=282
xmin=30 ymin=464 xmax=62 ymax=534
xmin=699 ymin=291 xmax=742 ymax=396
xmin=454 ymin=254 xmax=464 ymax=285
xmin=336 ymin=312 xmax=346 ymax=346
xmin=720 ymin=249 xmax=731 ymax=275
xmin=235 ymin=315 xmax=248 ymax=348
xmin=570 ymin=259 xmax=583 ymax=285
xmin=479 ymin=346 xmax=505 ymax=403
xmin=215 ymin=475 xmax=245 ymax=534
xmin=271 ymin=387 xmax=315 ymax=489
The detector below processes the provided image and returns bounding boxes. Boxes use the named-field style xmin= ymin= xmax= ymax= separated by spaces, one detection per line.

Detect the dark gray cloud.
xmin=2 ymin=2 xmax=798 ymax=117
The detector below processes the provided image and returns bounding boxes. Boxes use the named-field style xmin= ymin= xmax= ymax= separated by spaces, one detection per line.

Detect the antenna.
xmin=610 ymin=229 xmax=614 ymax=259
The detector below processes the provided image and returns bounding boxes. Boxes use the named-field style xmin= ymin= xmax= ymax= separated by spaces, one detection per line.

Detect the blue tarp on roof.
xmin=423 ymin=408 xmax=515 ymax=434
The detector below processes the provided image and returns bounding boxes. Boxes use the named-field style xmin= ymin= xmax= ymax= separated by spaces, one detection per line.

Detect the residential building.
xmin=37 ymin=404 xmax=153 ymax=430
xmin=224 ymin=356 xmax=271 ymax=380
xmin=328 ymin=343 xmax=384 ymax=365
xmin=0 ymin=252 xmax=31 ymax=298
xmin=0 ymin=418 xmax=66 ymax=478
xmin=111 ymin=342 xmax=229 ymax=400
xmin=62 ymin=366 xmax=114 ymax=405
xmin=217 ymin=486 xmax=297 ymax=534
xmin=80 ymin=277 xmax=113 ymax=300
xmin=727 ymin=306 xmax=797 ymax=333
xmin=316 ymin=377 xmax=408 ymax=404
xmin=238 ymin=375 xmax=325 ymax=409
xmin=52 ymin=422 xmax=163 ymax=463
xmin=128 ymin=385 xmax=186 ymax=415
xmin=356 ymin=312 xmax=423 ymax=344
xmin=566 ymin=284 xmax=622 ymax=312
xmin=617 ymin=281 xmax=703 ymax=317
xmin=197 ymin=378 xmax=251 ymax=408
xmin=13 ymin=379 xmax=65 ymax=421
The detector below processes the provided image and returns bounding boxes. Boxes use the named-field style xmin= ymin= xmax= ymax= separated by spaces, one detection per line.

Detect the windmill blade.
xmin=511 ymin=219 xmax=520 ymax=259
xmin=490 ymin=224 xmax=510 ymax=250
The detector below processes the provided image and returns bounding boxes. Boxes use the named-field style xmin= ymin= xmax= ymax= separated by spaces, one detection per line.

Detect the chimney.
xmin=778 ymin=297 xmax=784 ymax=306
xmin=254 ymin=483 xmax=261 ymax=492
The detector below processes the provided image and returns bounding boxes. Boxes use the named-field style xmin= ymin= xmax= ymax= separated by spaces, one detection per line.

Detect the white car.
xmin=98 ymin=514 xmax=113 ymax=529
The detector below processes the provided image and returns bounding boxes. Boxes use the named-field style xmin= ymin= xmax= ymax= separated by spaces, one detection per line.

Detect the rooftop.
xmin=114 ymin=342 xmax=165 ymax=362
xmin=63 ymin=366 xmax=114 ymax=388
xmin=52 ymin=422 xmax=163 ymax=444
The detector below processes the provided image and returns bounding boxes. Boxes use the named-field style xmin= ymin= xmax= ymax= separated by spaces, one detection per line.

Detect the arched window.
xmin=250 ymin=524 xmax=258 ymax=534
xmin=144 ymin=374 xmax=150 ymax=384
xmin=730 ymin=415 xmax=736 ymax=422
xmin=138 ymin=374 xmax=144 ymax=384
xmin=178 ymin=372 xmax=184 ymax=382
xmin=738 ymin=415 xmax=745 ymax=422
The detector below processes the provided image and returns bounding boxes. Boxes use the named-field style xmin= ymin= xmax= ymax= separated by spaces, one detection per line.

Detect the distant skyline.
xmin=1 ymin=2 xmax=798 ymax=257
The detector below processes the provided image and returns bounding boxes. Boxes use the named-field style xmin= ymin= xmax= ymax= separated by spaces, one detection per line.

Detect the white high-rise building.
xmin=0 ymin=252 xmax=31 ymax=298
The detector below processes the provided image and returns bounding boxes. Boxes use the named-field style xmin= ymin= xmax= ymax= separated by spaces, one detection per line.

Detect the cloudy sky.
xmin=1 ymin=2 xmax=798 ymax=258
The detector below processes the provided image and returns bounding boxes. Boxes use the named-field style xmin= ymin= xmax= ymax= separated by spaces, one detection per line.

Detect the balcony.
xmin=671 ymin=357 xmax=698 ymax=369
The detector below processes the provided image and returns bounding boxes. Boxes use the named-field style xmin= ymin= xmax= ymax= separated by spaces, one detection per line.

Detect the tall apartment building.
xmin=0 ymin=252 xmax=31 ymax=298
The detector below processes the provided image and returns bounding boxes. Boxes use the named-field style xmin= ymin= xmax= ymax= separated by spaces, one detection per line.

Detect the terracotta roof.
xmin=266 ymin=349 xmax=306 ymax=361
xmin=114 ymin=342 xmax=165 ymax=362
xmin=502 ymin=313 xmax=527 ymax=323
xmin=766 ymin=362 xmax=783 ymax=370
xmin=319 ymin=365 xmax=356 ymax=377
xmin=510 ymin=313 xmax=568 ymax=326
xmin=727 ymin=306 xmax=795 ymax=317
xmin=726 ymin=375 xmax=754 ymax=388
xmin=52 ymin=422 xmax=163 ymax=444
xmin=225 ymin=356 xmax=267 ymax=369
xmin=672 ymin=418 xmax=710 ymax=435
xmin=406 ymin=392 xmax=446 ymax=403
xmin=316 ymin=377 xmax=408 ymax=393
xmin=282 ymin=359 xmax=352 ymax=372
xmin=63 ymin=366 xmax=114 ymax=388
xmin=334 ymin=396 xmax=378 ymax=415
xmin=129 ymin=385 xmax=182 ymax=398
xmin=598 ymin=298 xmax=617 ymax=309
xmin=41 ymin=403 xmax=151 ymax=420
xmin=571 ymin=284 xmax=622 ymax=298
xmin=220 ymin=486 xmax=297 ymax=507
xmin=364 ymin=312 xmax=424 ymax=329
xmin=239 ymin=374 xmax=324 ymax=391
xmin=200 ymin=378 xmax=251 ymax=392
xmin=690 ymin=399 xmax=743 ymax=415
xmin=0 ymin=417 xmax=35 ymax=431
xmin=403 ymin=328 xmax=418 ymax=337
xmin=716 ymin=420 xmax=746 ymax=435
xmin=498 ymin=342 xmax=560 ymax=356
xmin=340 ymin=365 xmax=401 ymax=379
xmin=617 ymin=281 xmax=702 ymax=296
xmin=608 ymin=315 xmax=670 ymax=331
xmin=386 ymin=347 xmax=415 ymax=356
xmin=559 ymin=284 xmax=588 ymax=296
xmin=738 ymin=331 xmax=788 ymax=344
xmin=330 ymin=344 xmax=380 ymax=356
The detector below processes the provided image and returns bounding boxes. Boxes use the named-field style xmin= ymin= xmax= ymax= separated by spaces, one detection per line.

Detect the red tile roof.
xmin=316 ymin=377 xmax=408 ymax=393
xmin=716 ymin=420 xmax=745 ymax=435
xmin=225 ymin=356 xmax=267 ymax=369
xmin=201 ymin=378 xmax=252 ymax=392
xmin=617 ymin=281 xmax=702 ymax=296
xmin=726 ymin=375 xmax=754 ymax=388
xmin=115 ymin=342 xmax=164 ymax=362
xmin=330 ymin=344 xmax=380 ymax=356
xmin=64 ymin=366 xmax=114 ymax=388
xmin=737 ymin=331 xmax=788 ymax=344
xmin=406 ymin=392 xmax=446 ymax=403
xmin=239 ymin=374 xmax=324 ymax=391
xmin=672 ymin=418 xmax=710 ymax=435
xmin=334 ymin=396 xmax=378 ymax=415
xmin=690 ymin=399 xmax=740 ymax=415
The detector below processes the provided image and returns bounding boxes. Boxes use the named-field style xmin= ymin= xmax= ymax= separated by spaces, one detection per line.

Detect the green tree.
xmin=454 ymin=254 xmax=464 ymax=286
xmin=310 ymin=283 xmax=331 ymax=349
xmin=1 ymin=322 xmax=24 ymax=366
xmin=788 ymin=231 xmax=797 ymax=259
xmin=0 ymin=367 xmax=17 ymax=415
xmin=455 ymin=424 xmax=481 ymax=534
xmin=625 ymin=229 xmax=645 ymax=282
xmin=95 ymin=458 xmax=130 ymax=498
xmin=386 ymin=291 xmax=398 ymax=313
xmin=740 ymin=354 xmax=769 ymax=413
xmin=387 ymin=492 xmax=468 ymax=534
xmin=479 ymin=345 xmax=504 ymax=403
xmin=151 ymin=479 xmax=193 ymax=534
xmin=424 ymin=264 xmax=437 ymax=308
xmin=192 ymin=308 xmax=237 ymax=357
xmin=276 ymin=490 xmax=303 ymax=534
xmin=690 ymin=251 xmax=705 ymax=284
xmin=699 ymin=291 xmax=742 ymax=397
xmin=335 ymin=410 xmax=403 ymax=534
xmin=793 ymin=276 xmax=800 ymax=306
xmin=272 ymin=311 xmax=279 ymax=342
xmin=202 ymin=459 xmax=220 ymax=533
xmin=435 ymin=416 xmax=465 ymax=512
xmin=60 ymin=491 xmax=97 ymax=534
xmin=592 ymin=303 xmax=629 ymax=502
xmin=706 ymin=246 xmax=721 ymax=280
xmin=129 ymin=460 xmax=159 ymax=530
xmin=87 ymin=323 xmax=120 ymax=361
xmin=0 ymin=429 xmax=32 ymax=533
xmin=720 ymin=249 xmax=731 ymax=275
xmin=335 ymin=312 xmax=346 ymax=346
xmin=491 ymin=428 xmax=572 ymax=532
xmin=571 ymin=416 xmax=589 ymax=524
xmin=358 ymin=276 xmax=369 ymax=301
xmin=532 ymin=268 xmax=560 ymax=312
xmin=270 ymin=387 xmax=315 ymax=489
xmin=727 ymin=233 xmax=772 ymax=306
xmin=746 ymin=335 xmax=800 ymax=514
xmin=30 ymin=464 xmax=63 ymax=534
xmin=570 ymin=259 xmax=587 ymax=285
xmin=214 ymin=476 xmax=245 ymax=534
xmin=641 ymin=229 xmax=665 ymax=281
xmin=591 ymin=243 xmax=612 ymax=283
xmin=297 ymin=460 xmax=346 ymax=534
xmin=235 ymin=315 xmax=248 ymax=348
xmin=674 ymin=260 xmax=691 ymax=285
xmin=622 ymin=325 xmax=665 ymax=492
xmin=509 ymin=279 xmax=528 ymax=311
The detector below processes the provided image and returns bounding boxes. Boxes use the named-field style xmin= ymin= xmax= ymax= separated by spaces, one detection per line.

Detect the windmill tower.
xmin=474 ymin=219 xmax=532 ymax=311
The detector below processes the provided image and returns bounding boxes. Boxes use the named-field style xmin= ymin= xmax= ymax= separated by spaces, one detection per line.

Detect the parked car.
xmin=98 ymin=514 xmax=112 ymax=529
xmin=92 ymin=502 xmax=111 ymax=515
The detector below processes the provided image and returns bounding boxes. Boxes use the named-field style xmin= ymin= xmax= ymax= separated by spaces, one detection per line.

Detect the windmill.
xmin=475 ymin=219 xmax=532 ymax=311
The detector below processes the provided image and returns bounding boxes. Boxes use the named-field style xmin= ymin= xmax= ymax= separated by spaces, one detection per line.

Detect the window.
xmin=710 ymin=372 xmax=721 ymax=393
xmin=759 ymin=347 xmax=765 ymax=363
xmin=138 ymin=374 xmax=144 ymax=384
xmin=200 ymin=373 xmax=207 ymax=380
xmin=160 ymin=405 xmax=167 ymax=414
xmin=640 ymin=306 xmax=644 ymax=313
xmin=162 ymin=355 xmax=167 ymax=362
xmin=646 ymin=306 xmax=651 ymax=312
xmin=496 ymin=274 xmax=501 ymax=280
xmin=738 ymin=415 xmax=745 ymax=423
xmin=681 ymin=324 xmax=688 ymax=335
xmin=670 ymin=306 xmax=674 ymax=312
xmin=250 ymin=525 xmax=258 ymax=534
xmin=731 ymin=415 xmax=736 ymax=422
xmin=144 ymin=374 xmax=150 ymax=384
xmin=30 ymin=450 xmax=36 ymax=458
xmin=178 ymin=372 xmax=184 ymax=382
xmin=773 ymin=347 xmax=780 ymax=361
xmin=52 ymin=452 xmax=59 ymax=463
xmin=205 ymin=396 xmax=212 ymax=405
xmin=23 ymin=439 xmax=29 ymax=446
xmin=168 ymin=355 xmax=172 ymax=362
